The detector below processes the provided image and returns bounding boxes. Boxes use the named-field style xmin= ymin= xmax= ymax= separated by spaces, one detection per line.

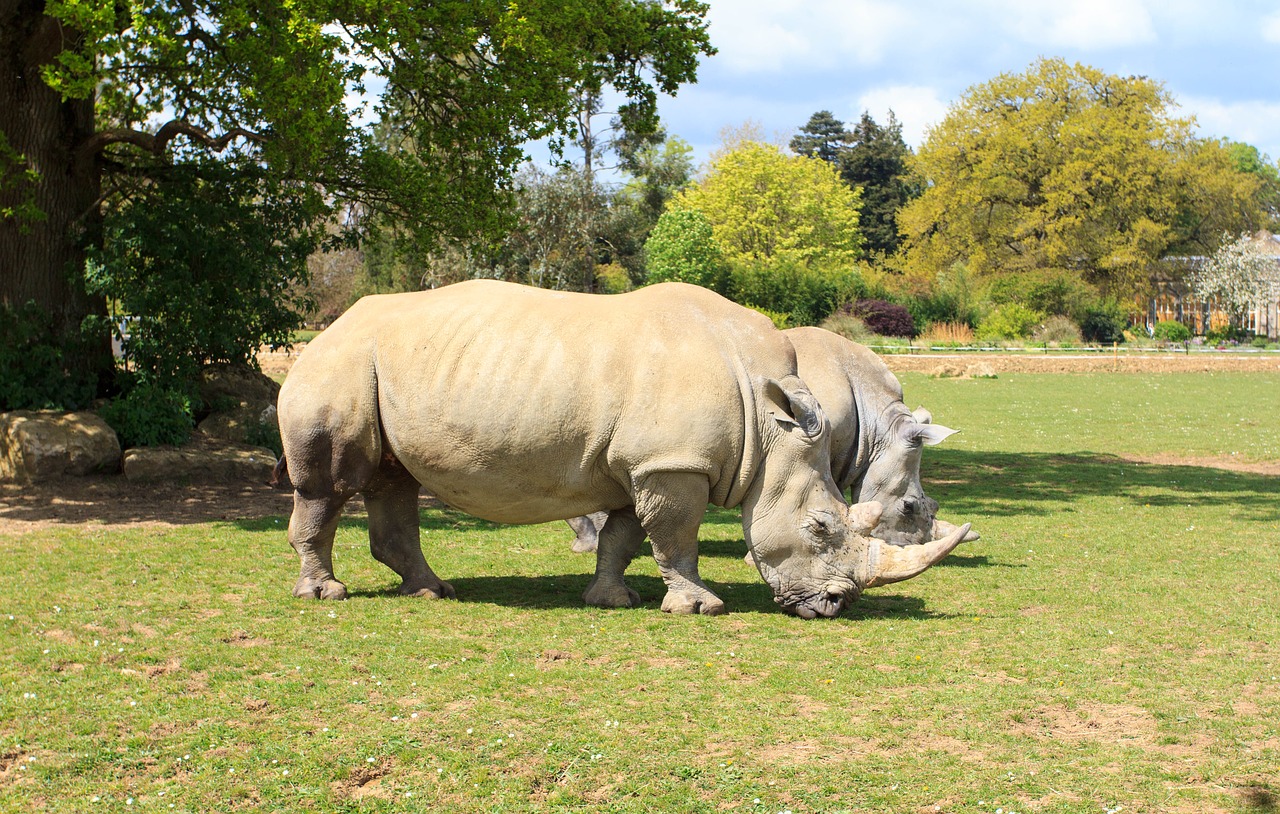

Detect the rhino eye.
xmin=804 ymin=512 xmax=838 ymax=540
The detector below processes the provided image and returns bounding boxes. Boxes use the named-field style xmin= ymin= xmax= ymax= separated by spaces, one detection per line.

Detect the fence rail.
xmin=862 ymin=343 xmax=1280 ymax=356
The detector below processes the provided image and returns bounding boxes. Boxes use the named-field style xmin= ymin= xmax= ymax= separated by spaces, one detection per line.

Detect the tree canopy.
xmin=0 ymin=0 xmax=714 ymax=408
xmin=674 ymin=140 xmax=863 ymax=264
xmin=897 ymin=58 xmax=1271 ymax=297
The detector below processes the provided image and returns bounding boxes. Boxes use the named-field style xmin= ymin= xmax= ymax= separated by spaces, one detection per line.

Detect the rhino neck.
xmin=709 ymin=356 xmax=764 ymax=510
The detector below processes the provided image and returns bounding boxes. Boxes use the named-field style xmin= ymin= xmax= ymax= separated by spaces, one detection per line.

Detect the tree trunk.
xmin=0 ymin=1 xmax=110 ymax=385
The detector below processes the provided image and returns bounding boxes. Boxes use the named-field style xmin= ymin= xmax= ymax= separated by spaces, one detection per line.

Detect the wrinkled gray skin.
xmin=276 ymin=280 xmax=968 ymax=619
xmin=568 ymin=325 xmax=977 ymax=553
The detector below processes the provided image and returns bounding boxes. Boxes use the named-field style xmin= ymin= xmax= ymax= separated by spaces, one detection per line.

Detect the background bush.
xmin=818 ymin=313 xmax=873 ymax=343
xmin=1153 ymin=320 xmax=1192 ymax=343
xmin=1079 ymin=301 xmax=1130 ymax=344
xmin=722 ymin=258 xmax=866 ymax=327
xmin=1031 ymin=315 xmax=1084 ymax=345
xmin=98 ymin=378 xmax=195 ymax=448
xmin=975 ymin=303 xmax=1045 ymax=340
xmin=840 ymin=298 xmax=916 ymax=337
xmin=0 ymin=301 xmax=103 ymax=411
xmin=643 ymin=208 xmax=725 ymax=288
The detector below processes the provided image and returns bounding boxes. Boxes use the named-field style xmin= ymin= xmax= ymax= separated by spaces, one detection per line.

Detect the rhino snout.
xmin=777 ymin=585 xmax=853 ymax=619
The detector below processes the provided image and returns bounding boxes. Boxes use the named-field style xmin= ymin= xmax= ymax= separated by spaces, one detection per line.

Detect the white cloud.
xmin=853 ymin=85 xmax=952 ymax=149
xmin=1179 ymin=94 xmax=1280 ymax=162
xmin=995 ymin=0 xmax=1157 ymax=49
xmin=1263 ymin=12 xmax=1280 ymax=44
xmin=706 ymin=0 xmax=914 ymax=73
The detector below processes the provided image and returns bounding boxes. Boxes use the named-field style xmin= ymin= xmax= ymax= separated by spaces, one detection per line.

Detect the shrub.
xmin=818 ymin=314 xmax=872 ymax=342
xmin=975 ymin=303 xmax=1045 ymax=340
xmin=723 ymin=257 xmax=866 ymax=326
xmin=99 ymin=379 xmax=195 ymax=448
xmin=0 ymin=301 xmax=103 ymax=411
xmin=988 ymin=270 xmax=1101 ymax=320
xmin=643 ymin=208 xmax=725 ymax=288
xmin=841 ymin=299 xmax=916 ymax=337
xmin=920 ymin=321 xmax=975 ymax=345
xmin=1153 ymin=320 xmax=1192 ymax=343
xmin=1079 ymin=301 xmax=1129 ymax=344
xmin=906 ymin=262 xmax=982 ymax=329
xmin=1032 ymin=315 xmax=1084 ymax=345
xmin=745 ymin=306 xmax=791 ymax=329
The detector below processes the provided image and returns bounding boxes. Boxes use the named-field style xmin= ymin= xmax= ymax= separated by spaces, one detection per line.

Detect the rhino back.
xmin=319 ymin=281 xmax=790 ymax=522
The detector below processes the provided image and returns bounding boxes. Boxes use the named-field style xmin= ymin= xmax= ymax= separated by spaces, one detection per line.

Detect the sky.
xmin=631 ymin=0 xmax=1280 ymax=172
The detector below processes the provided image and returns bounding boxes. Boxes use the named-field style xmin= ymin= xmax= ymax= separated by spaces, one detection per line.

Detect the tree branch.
xmin=78 ymin=120 xmax=265 ymax=160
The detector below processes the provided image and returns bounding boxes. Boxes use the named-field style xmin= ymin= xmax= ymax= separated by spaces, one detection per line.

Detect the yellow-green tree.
xmin=675 ymin=141 xmax=863 ymax=264
xmin=898 ymin=58 xmax=1270 ymax=297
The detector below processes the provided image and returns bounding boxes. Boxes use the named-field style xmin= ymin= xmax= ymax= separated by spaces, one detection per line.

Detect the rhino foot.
xmin=660 ymin=589 xmax=726 ymax=616
xmin=570 ymin=537 xmax=599 ymax=554
xmin=293 ymin=578 xmax=348 ymax=601
xmin=400 ymin=578 xmax=456 ymax=600
xmin=583 ymin=579 xmax=640 ymax=609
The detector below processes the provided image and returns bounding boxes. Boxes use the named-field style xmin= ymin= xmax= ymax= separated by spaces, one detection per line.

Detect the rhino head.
xmin=854 ymin=406 xmax=979 ymax=548
xmin=741 ymin=379 xmax=969 ymax=618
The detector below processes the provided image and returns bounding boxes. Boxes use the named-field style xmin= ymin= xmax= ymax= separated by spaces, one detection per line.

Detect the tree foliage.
xmin=840 ymin=111 xmax=917 ymax=256
xmin=1 ymin=0 xmax=715 ymax=407
xmin=790 ymin=110 xmax=849 ymax=164
xmin=675 ymin=140 xmax=863 ymax=264
xmin=1190 ymin=232 xmax=1280 ymax=326
xmin=898 ymin=58 xmax=1270 ymax=298
xmin=644 ymin=208 xmax=723 ymax=288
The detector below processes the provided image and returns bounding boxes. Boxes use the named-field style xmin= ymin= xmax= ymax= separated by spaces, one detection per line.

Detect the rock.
xmin=198 ymin=403 xmax=279 ymax=445
xmin=122 ymin=435 xmax=278 ymax=483
xmin=0 ymin=411 xmax=122 ymax=484
xmin=197 ymin=364 xmax=281 ymax=444
xmin=199 ymin=364 xmax=280 ymax=410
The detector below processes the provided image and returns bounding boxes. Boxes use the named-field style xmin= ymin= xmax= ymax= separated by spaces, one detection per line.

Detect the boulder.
xmin=122 ymin=436 xmax=278 ymax=483
xmin=0 ymin=411 xmax=122 ymax=484
xmin=197 ymin=364 xmax=281 ymax=444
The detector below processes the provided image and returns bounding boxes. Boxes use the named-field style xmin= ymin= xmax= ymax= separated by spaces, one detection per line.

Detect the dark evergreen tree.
xmin=841 ymin=111 xmax=918 ymax=255
xmin=790 ymin=111 xmax=850 ymax=164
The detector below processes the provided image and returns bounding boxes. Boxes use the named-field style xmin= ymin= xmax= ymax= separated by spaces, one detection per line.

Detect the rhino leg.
xmin=635 ymin=473 xmax=726 ymax=616
xmin=288 ymin=491 xmax=350 ymax=601
xmin=567 ymin=511 xmax=608 ymax=554
xmin=583 ymin=508 xmax=644 ymax=608
xmin=363 ymin=463 xmax=455 ymax=600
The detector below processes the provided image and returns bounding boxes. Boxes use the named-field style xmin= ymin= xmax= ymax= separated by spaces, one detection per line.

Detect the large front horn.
xmin=933 ymin=518 xmax=981 ymax=543
xmin=864 ymin=523 xmax=971 ymax=588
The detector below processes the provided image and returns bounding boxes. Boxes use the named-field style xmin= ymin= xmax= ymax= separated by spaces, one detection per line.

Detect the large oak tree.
xmin=0 ymin=0 xmax=713 ymax=394
xmin=898 ymin=58 xmax=1271 ymax=297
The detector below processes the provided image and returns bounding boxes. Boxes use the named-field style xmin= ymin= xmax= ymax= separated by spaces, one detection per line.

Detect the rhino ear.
xmin=763 ymin=376 xmax=825 ymax=439
xmin=912 ymin=423 xmax=958 ymax=446
xmin=912 ymin=406 xmax=933 ymax=425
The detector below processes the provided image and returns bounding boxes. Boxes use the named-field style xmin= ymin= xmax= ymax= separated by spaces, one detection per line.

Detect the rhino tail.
xmin=270 ymin=455 xmax=290 ymax=489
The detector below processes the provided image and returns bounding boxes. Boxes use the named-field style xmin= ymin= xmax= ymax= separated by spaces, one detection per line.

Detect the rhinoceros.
xmin=276 ymin=280 xmax=968 ymax=618
xmin=567 ymin=325 xmax=977 ymax=554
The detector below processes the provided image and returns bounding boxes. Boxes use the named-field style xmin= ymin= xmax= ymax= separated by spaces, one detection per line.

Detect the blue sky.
xmin=640 ymin=0 xmax=1280 ymax=171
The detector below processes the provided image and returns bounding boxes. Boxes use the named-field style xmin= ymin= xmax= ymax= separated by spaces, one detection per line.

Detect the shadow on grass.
xmin=346 ymin=571 xmax=958 ymax=620
xmin=924 ymin=449 xmax=1280 ymax=522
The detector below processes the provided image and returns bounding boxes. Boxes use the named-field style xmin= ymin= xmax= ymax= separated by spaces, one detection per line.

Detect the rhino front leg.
xmin=583 ymin=508 xmax=644 ymax=608
xmin=288 ymin=492 xmax=350 ymax=600
xmin=635 ymin=473 xmax=726 ymax=616
xmin=364 ymin=465 xmax=455 ymax=600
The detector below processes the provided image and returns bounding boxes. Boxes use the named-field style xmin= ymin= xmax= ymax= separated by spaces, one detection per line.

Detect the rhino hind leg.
xmin=635 ymin=473 xmax=726 ymax=616
xmin=583 ymin=508 xmax=644 ymax=608
xmin=364 ymin=462 xmax=455 ymax=600
xmin=288 ymin=492 xmax=350 ymax=600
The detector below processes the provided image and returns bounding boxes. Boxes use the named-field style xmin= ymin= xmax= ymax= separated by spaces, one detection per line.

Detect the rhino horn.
xmin=864 ymin=523 xmax=971 ymax=588
xmin=933 ymin=517 xmax=981 ymax=543
xmin=847 ymin=500 xmax=884 ymax=535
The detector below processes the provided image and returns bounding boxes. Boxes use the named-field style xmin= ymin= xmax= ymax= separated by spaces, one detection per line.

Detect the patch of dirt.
xmin=1120 ymin=452 xmax=1280 ymax=476
xmin=332 ymin=763 xmax=392 ymax=801
xmin=1012 ymin=702 xmax=1162 ymax=747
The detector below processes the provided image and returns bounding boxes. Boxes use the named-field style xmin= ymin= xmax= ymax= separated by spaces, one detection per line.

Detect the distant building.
xmin=1147 ymin=231 xmax=1280 ymax=339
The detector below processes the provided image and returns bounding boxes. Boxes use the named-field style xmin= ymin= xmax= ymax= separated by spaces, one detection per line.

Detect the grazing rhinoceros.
xmin=276 ymin=280 xmax=968 ymax=618
xmin=567 ymin=325 xmax=977 ymax=553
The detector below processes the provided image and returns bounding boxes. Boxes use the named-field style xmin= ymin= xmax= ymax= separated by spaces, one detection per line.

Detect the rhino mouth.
xmin=778 ymin=591 xmax=849 ymax=619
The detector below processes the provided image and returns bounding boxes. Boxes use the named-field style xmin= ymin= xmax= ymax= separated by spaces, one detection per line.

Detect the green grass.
xmin=2 ymin=371 xmax=1279 ymax=812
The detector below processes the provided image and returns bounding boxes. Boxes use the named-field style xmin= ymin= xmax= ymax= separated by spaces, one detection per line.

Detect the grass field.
xmin=2 ymin=370 xmax=1278 ymax=813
